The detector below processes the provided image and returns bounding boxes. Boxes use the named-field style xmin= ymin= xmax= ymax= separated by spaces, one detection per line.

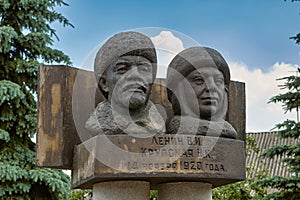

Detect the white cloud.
xmin=151 ymin=31 xmax=184 ymax=54
xmin=151 ymin=31 xmax=185 ymax=78
xmin=230 ymin=62 xmax=299 ymax=132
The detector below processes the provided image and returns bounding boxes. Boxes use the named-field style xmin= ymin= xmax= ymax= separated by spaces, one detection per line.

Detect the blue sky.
xmin=52 ymin=1 xmax=300 ymax=132
xmin=53 ymin=0 xmax=300 ymax=71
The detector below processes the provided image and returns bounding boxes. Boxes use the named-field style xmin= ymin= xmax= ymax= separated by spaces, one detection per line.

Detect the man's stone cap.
xmin=166 ymin=46 xmax=231 ymax=101
xmin=94 ymin=31 xmax=157 ymax=82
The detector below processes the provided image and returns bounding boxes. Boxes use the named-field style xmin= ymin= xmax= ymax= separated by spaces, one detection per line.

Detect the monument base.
xmin=93 ymin=181 xmax=150 ymax=200
xmin=157 ymin=182 xmax=212 ymax=200
xmin=72 ymin=134 xmax=245 ymax=189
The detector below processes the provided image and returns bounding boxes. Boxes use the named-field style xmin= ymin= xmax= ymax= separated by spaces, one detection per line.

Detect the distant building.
xmin=247 ymin=132 xmax=296 ymax=178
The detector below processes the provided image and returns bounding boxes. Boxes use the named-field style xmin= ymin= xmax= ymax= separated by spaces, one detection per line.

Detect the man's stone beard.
xmin=112 ymin=89 xmax=150 ymax=122
xmin=121 ymin=82 xmax=150 ymax=110
xmin=128 ymin=91 xmax=148 ymax=110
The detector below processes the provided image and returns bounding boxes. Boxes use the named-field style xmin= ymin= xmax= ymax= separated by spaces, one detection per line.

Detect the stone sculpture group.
xmin=36 ymin=30 xmax=246 ymax=200
xmin=85 ymin=31 xmax=237 ymax=138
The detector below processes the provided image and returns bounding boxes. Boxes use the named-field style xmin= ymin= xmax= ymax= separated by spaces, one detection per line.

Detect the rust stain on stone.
xmin=36 ymin=128 xmax=61 ymax=166
xmin=51 ymin=83 xmax=61 ymax=117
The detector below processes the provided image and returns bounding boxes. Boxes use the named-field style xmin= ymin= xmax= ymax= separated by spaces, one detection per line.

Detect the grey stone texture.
xmin=85 ymin=100 xmax=165 ymax=135
xmin=157 ymin=182 xmax=212 ymax=200
xmin=94 ymin=31 xmax=157 ymax=86
xmin=167 ymin=116 xmax=237 ymax=139
xmin=93 ymin=181 xmax=150 ymax=200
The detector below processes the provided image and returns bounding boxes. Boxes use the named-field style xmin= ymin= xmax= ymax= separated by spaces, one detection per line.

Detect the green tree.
xmin=285 ymin=0 xmax=300 ymax=44
xmin=212 ymin=135 xmax=268 ymax=200
xmin=0 ymin=0 xmax=73 ymax=199
xmin=255 ymin=75 xmax=300 ymax=199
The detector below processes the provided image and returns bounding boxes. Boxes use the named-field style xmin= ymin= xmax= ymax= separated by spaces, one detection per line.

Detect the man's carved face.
xmin=100 ymin=55 xmax=153 ymax=111
xmin=179 ymin=66 xmax=226 ymax=120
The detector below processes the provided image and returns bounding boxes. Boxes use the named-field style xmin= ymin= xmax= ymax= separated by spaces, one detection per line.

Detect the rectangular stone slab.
xmin=36 ymin=65 xmax=104 ymax=168
xmin=36 ymin=65 xmax=81 ymax=169
xmin=228 ymin=81 xmax=246 ymax=141
xmin=72 ymin=135 xmax=246 ymax=189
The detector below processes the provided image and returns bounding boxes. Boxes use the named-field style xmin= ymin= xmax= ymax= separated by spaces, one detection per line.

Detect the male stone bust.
xmin=85 ymin=31 xmax=165 ymax=135
xmin=166 ymin=46 xmax=237 ymax=139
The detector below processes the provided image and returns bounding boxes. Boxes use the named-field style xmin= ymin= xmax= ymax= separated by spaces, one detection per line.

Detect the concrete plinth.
xmin=93 ymin=181 xmax=150 ymax=200
xmin=157 ymin=182 xmax=212 ymax=200
xmin=73 ymin=135 xmax=246 ymax=189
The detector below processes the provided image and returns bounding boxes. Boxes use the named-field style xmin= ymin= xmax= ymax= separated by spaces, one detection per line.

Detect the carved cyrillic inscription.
xmin=123 ymin=135 xmax=226 ymax=173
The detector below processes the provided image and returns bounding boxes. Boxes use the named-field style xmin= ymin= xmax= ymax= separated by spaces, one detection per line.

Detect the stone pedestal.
xmin=157 ymin=182 xmax=212 ymax=200
xmin=72 ymin=135 xmax=245 ymax=189
xmin=93 ymin=181 xmax=150 ymax=200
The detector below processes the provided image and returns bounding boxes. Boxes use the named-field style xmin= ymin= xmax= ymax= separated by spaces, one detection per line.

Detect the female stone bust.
xmin=166 ymin=46 xmax=237 ymax=139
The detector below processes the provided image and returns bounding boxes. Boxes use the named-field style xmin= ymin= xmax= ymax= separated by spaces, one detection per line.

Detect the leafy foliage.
xmin=70 ymin=189 xmax=92 ymax=200
xmin=255 ymin=76 xmax=300 ymax=199
xmin=0 ymin=0 xmax=73 ymax=199
xmin=269 ymin=76 xmax=300 ymax=113
xmin=212 ymin=135 xmax=268 ymax=200
xmin=150 ymin=190 xmax=158 ymax=200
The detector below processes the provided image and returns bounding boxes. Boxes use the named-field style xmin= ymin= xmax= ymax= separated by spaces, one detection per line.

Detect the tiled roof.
xmin=247 ymin=132 xmax=296 ymax=178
